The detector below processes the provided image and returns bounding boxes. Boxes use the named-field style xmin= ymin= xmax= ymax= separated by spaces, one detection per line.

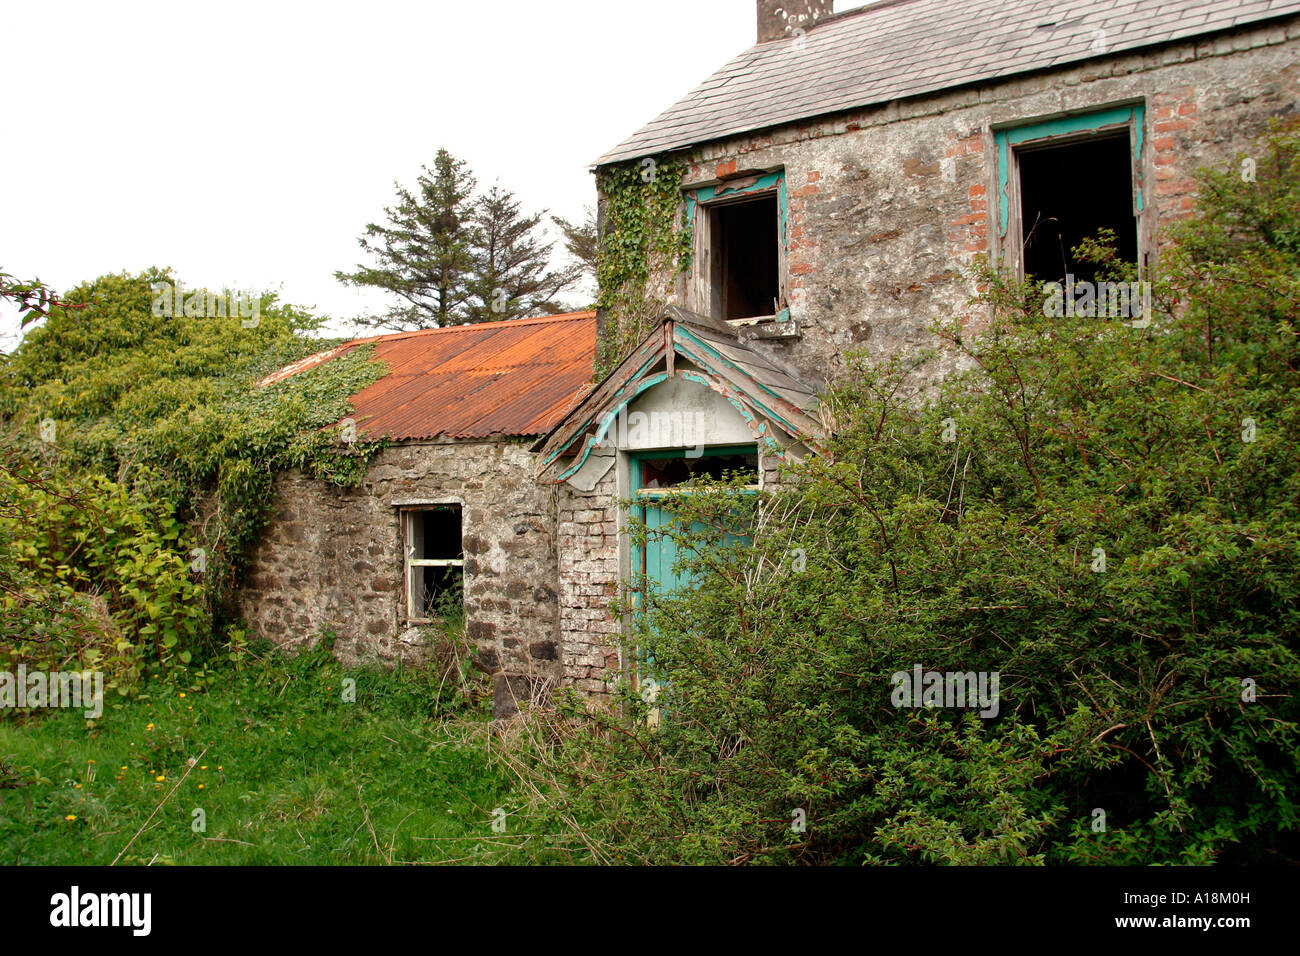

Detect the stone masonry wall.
xmin=664 ymin=18 xmax=1300 ymax=387
xmin=236 ymin=439 xmax=560 ymax=715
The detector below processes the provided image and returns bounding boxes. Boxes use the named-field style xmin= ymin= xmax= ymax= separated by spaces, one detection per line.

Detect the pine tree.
xmin=552 ymin=205 xmax=598 ymax=287
xmin=335 ymin=149 xmax=477 ymax=331
xmin=463 ymin=184 xmax=582 ymax=324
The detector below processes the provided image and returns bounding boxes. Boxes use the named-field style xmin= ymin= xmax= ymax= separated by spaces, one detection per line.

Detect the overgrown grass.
xmin=0 ymin=645 xmax=523 ymax=865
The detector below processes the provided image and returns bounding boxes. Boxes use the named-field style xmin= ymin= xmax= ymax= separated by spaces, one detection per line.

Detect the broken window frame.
xmin=684 ymin=170 xmax=789 ymax=325
xmin=400 ymin=505 xmax=464 ymax=623
xmin=994 ymin=103 xmax=1147 ymax=281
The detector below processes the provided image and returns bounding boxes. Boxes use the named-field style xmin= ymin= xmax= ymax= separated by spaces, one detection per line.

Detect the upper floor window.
xmin=686 ymin=171 xmax=788 ymax=324
xmin=995 ymin=105 xmax=1145 ymax=285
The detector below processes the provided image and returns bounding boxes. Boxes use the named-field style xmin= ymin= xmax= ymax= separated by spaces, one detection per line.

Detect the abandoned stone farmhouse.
xmin=240 ymin=0 xmax=1300 ymax=716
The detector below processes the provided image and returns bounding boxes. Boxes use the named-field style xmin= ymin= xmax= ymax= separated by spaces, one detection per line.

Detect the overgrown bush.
xmin=0 ymin=269 xmax=387 ymax=682
xmin=498 ymin=122 xmax=1300 ymax=865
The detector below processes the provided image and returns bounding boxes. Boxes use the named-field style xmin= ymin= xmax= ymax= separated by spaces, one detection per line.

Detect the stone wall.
xmin=657 ymin=18 xmax=1300 ymax=387
xmin=235 ymin=439 xmax=560 ymax=716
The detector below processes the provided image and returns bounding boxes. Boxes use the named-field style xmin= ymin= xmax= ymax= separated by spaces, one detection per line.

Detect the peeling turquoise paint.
xmin=542 ymin=352 xmax=665 ymax=468
xmin=549 ymin=317 xmax=818 ymax=483
xmin=553 ymin=373 xmax=669 ymax=482
xmin=995 ymin=104 xmax=1146 ymax=240
xmin=676 ymin=370 xmax=781 ymax=457
xmin=684 ymin=171 xmax=788 ymax=259
xmin=675 ymin=327 xmax=804 ymax=434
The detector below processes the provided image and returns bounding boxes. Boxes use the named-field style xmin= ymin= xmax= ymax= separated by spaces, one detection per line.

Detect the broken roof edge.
xmin=592 ymin=3 xmax=1300 ymax=168
xmin=533 ymin=307 xmax=825 ymax=482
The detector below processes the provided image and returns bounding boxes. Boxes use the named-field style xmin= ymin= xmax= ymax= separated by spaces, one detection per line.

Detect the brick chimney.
xmin=757 ymin=1 xmax=834 ymax=43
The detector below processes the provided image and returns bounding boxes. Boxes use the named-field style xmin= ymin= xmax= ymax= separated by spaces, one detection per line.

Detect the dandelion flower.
xmin=179 ymin=693 xmax=186 ymax=699
xmin=155 ymin=775 xmax=165 ymax=782
xmin=145 ymin=723 xmax=155 ymax=731
xmin=197 ymin=784 xmax=205 ymax=790
xmin=65 ymin=815 xmax=77 ymax=822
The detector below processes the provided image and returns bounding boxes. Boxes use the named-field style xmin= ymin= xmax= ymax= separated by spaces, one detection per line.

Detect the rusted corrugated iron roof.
xmin=260 ymin=311 xmax=597 ymax=441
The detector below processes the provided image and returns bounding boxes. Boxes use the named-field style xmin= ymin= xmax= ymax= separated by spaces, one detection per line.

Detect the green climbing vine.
xmin=594 ymin=156 xmax=693 ymax=377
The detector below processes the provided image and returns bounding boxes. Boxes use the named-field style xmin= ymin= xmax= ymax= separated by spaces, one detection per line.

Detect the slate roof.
xmin=597 ymin=0 xmax=1300 ymax=165
xmin=258 ymin=312 xmax=597 ymax=442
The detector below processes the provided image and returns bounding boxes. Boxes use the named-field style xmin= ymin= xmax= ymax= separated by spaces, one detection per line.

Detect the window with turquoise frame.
xmin=994 ymin=104 xmax=1146 ymax=285
xmin=684 ymin=172 xmax=789 ymax=324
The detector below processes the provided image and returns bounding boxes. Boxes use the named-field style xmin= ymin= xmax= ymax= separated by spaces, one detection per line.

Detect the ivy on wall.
xmin=0 ymin=269 xmax=389 ymax=673
xmin=594 ymin=156 xmax=693 ymax=377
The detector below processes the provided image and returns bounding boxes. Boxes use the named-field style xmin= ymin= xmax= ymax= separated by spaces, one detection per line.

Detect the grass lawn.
xmin=0 ymin=646 xmax=523 ymax=865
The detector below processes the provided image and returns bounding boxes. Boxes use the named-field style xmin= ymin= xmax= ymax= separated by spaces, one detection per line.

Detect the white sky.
xmin=0 ymin=0 xmax=793 ymax=350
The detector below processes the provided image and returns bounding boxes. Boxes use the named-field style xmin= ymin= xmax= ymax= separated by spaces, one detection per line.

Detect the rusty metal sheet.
xmin=261 ymin=312 xmax=597 ymax=441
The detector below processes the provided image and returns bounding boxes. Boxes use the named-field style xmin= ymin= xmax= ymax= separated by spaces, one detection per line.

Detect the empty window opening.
xmin=637 ymin=452 xmax=759 ymax=491
xmin=404 ymin=506 xmax=463 ymax=621
xmin=709 ymin=194 xmax=779 ymax=321
xmin=1018 ymin=132 xmax=1137 ymax=285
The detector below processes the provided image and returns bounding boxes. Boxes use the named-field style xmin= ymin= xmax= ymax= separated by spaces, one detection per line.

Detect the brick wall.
xmin=555 ymin=468 xmax=621 ymax=695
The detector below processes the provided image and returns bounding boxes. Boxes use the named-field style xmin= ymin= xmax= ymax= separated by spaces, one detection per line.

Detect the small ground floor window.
xmin=402 ymin=505 xmax=464 ymax=621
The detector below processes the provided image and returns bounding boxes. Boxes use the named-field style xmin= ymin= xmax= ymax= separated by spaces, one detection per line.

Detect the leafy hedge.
xmin=0 ymin=268 xmax=386 ymax=682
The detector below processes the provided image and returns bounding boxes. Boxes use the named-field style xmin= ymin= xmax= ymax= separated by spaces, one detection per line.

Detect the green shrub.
xmin=0 ymin=268 xmax=387 ymax=678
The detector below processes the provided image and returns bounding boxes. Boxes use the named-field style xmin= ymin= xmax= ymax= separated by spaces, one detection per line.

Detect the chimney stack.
xmin=757 ymin=1 xmax=834 ymax=43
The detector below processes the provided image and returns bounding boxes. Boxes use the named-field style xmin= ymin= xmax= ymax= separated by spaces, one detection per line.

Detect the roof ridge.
xmin=344 ymin=310 xmax=597 ymax=347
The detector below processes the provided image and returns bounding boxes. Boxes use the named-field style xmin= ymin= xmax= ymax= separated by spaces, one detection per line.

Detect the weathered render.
xmin=597 ymin=0 xmax=1300 ymax=387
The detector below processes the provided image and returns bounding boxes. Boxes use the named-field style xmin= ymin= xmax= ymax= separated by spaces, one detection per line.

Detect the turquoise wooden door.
xmin=629 ymin=446 xmax=758 ymax=716
xmin=630 ymin=445 xmax=758 ymax=599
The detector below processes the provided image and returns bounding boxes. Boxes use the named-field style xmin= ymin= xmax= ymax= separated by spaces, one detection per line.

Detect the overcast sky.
xmin=1 ymin=0 xmax=805 ymax=349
